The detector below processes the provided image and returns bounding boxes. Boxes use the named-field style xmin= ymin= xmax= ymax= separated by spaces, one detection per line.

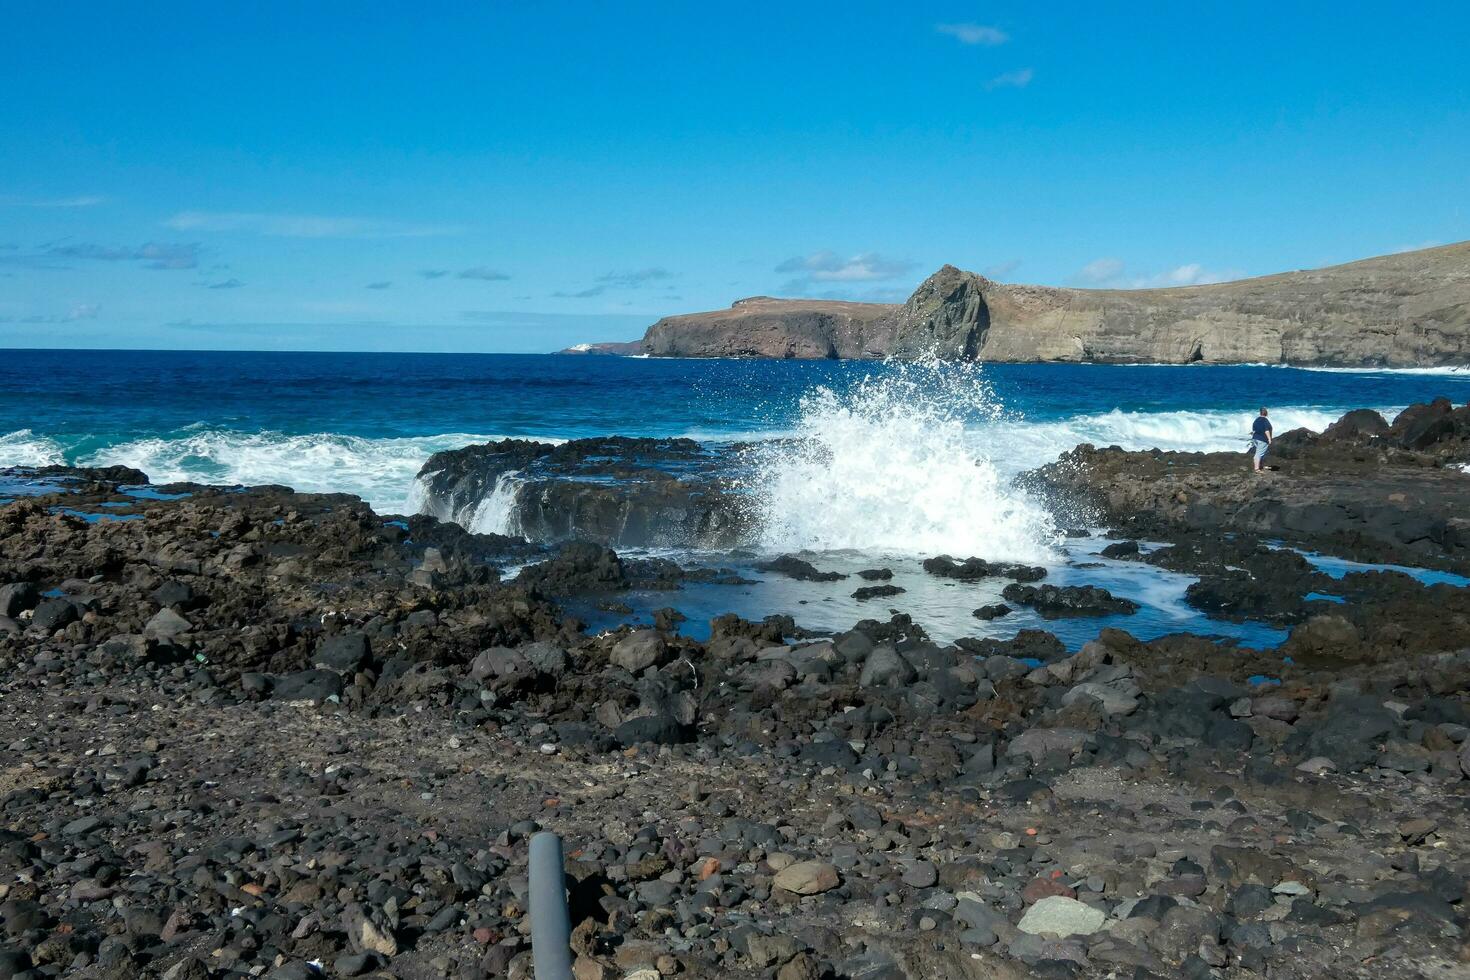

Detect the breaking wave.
xmin=747 ymin=359 xmax=1061 ymax=561
xmin=987 ymin=405 xmax=1398 ymax=479
xmin=81 ymin=429 xmax=515 ymax=513
xmin=0 ymin=429 xmax=66 ymax=467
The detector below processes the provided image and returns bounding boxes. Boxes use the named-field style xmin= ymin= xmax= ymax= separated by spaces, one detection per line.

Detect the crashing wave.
xmin=746 ymin=358 xmax=1061 ymax=561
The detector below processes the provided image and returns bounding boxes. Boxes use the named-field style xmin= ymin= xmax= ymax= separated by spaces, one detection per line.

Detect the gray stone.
xmin=610 ymin=631 xmax=666 ymax=672
xmin=1016 ymin=896 xmax=1105 ymax=937
xmin=773 ymin=861 xmax=840 ymax=895
xmin=144 ymin=608 xmax=192 ymax=638
xmin=858 ymin=647 xmax=916 ymax=688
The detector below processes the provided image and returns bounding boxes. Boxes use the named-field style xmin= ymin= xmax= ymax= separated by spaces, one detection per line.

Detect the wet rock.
xmin=1001 ymin=583 xmax=1139 ymax=618
xmin=923 ymin=555 xmax=1046 ymax=582
xmin=852 ymin=584 xmax=905 ymax=601
xmin=756 ymin=555 xmax=847 ymax=582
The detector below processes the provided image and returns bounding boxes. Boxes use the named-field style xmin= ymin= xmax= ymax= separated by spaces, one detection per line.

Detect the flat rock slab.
xmin=1016 ymin=895 xmax=1106 ymax=937
xmin=773 ymin=861 xmax=840 ymax=895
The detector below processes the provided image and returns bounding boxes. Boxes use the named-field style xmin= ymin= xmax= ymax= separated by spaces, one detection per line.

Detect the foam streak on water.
xmin=748 ymin=359 xmax=1060 ymax=561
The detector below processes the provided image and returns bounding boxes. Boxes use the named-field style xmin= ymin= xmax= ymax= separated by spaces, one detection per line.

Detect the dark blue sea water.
xmin=5 ymin=349 xmax=1467 ymax=648
xmin=4 ymin=349 xmax=1467 ymax=510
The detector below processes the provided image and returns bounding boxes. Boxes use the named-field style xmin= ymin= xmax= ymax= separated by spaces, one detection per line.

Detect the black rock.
xmin=1000 ymin=583 xmax=1139 ymax=618
xmin=756 ymin=555 xmax=847 ymax=582
xmin=852 ymin=584 xmax=905 ymax=601
xmin=0 ymin=583 xmax=39 ymax=619
xmin=271 ymin=669 xmax=344 ymax=703
xmin=315 ymin=632 xmax=370 ymax=672
xmin=29 ymin=598 xmax=79 ymax=633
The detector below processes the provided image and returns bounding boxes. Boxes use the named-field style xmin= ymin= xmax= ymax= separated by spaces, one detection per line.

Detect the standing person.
xmin=1250 ymin=407 xmax=1273 ymax=472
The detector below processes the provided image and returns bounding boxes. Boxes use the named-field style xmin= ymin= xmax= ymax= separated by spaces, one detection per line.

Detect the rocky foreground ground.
xmin=3 ymin=401 xmax=1470 ymax=979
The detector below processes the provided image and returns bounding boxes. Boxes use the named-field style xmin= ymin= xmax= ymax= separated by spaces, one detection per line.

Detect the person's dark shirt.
xmin=1252 ymin=416 xmax=1272 ymax=440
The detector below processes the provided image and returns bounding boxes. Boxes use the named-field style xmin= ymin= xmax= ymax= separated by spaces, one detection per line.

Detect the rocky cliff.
xmin=607 ymin=242 xmax=1470 ymax=365
xmin=639 ymin=296 xmax=900 ymax=359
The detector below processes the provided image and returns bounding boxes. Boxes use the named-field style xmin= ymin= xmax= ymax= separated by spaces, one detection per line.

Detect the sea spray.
xmin=468 ymin=472 xmax=524 ymax=535
xmin=746 ymin=359 xmax=1061 ymax=561
xmin=0 ymin=429 xmax=66 ymax=467
xmin=83 ymin=428 xmax=506 ymax=514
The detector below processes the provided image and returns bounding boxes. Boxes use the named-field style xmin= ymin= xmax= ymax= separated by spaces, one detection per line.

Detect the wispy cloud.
xmin=457 ymin=266 xmax=511 ymax=281
xmin=419 ymin=269 xmax=450 ymax=279
xmin=1075 ymin=257 xmax=1238 ymax=289
xmin=46 ymin=241 xmax=200 ymax=270
xmin=0 ymin=194 xmax=106 ymax=208
xmin=366 ymin=280 xmax=392 ymax=290
xmin=776 ymin=250 xmax=917 ymax=298
xmin=204 ymin=278 xmax=244 ymax=289
xmin=984 ymin=259 xmax=1022 ymax=279
xmin=936 ymin=23 xmax=1009 ymax=46
xmin=597 ymin=267 xmax=672 ymax=287
xmin=552 ymin=285 xmax=607 ymax=299
xmin=167 ymin=211 xmax=459 ymax=239
xmin=986 ymin=67 xmax=1034 ymax=90
xmin=1078 ymin=257 xmax=1125 ymax=284
xmin=550 ymin=266 xmax=674 ymax=299
xmin=0 ymin=302 xmax=100 ymax=324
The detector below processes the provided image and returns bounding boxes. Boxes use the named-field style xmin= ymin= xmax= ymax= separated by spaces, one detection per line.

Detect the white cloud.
xmin=936 ymin=23 xmax=1009 ymax=46
xmin=986 ymin=68 xmax=1034 ymax=90
xmin=0 ymin=195 xmax=105 ymax=208
xmin=167 ymin=211 xmax=459 ymax=239
xmin=776 ymin=250 xmax=913 ymax=283
xmin=1078 ymin=257 xmax=1125 ymax=283
xmin=1076 ymin=257 xmax=1239 ymax=289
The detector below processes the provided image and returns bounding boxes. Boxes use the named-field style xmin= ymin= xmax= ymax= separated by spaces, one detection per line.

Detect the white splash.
xmin=747 ymin=359 xmax=1060 ymax=561
xmin=988 ymin=405 xmax=1397 ymax=479
xmin=81 ymin=429 xmax=509 ymax=513
xmin=467 ymin=471 xmax=524 ymax=535
xmin=0 ymin=429 xmax=66 ymax=467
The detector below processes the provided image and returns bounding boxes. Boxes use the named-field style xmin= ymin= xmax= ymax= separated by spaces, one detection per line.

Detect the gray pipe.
xmin=529 ymin=831 xmax=574 ymax=979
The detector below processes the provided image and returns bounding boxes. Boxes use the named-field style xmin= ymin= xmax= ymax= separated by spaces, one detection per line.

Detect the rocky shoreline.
xmin=3 ymin=403 xmax=1470 ymax=978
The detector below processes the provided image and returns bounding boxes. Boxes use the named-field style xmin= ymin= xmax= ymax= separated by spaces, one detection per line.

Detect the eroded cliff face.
xmin=616 ymin=242 xmax=1470 ymax=365
xmin=639 ymin=296 xmax=899 ymax=359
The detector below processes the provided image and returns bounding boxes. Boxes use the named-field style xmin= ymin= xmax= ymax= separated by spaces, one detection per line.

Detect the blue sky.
xmin=2 ymin=2 xmax=1466 ymax=352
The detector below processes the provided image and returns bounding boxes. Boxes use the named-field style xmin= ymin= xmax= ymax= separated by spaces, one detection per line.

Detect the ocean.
xmin=6 ymin=348 xmax=1468 ymax=649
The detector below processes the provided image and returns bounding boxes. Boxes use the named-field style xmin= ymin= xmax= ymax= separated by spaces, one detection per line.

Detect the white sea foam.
xmin=747 ymin=359 xmax=1061 ymax=561
xmin=78 ymin=429 xmax=553 ymax=514
xmin=0 ymin=429 xmax=66 ymax=467
xmin=1289 ymin=364 xmax=1470 ymax=376
xmin=985 ymin=405 xmax=1400 ymax=479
